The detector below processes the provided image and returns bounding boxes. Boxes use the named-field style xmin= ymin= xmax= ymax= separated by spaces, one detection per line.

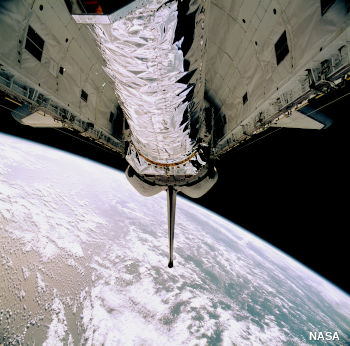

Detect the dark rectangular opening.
xmin=81 ymin=89 xmax=88 ymax=102
xmin=109 ymin=111 xmax=114 ymax=123
xmin=25 ymin=26 xmax=44 ymax=62
xmin=275 ymin=30 xmax=289 ymax=65
xmin=111 ymin=105 xmax=125 ymax=139
xmin=321 ymin=0 xmax=336 ymax=15
xmin=242 ymin=92 xmax=248 ymax=105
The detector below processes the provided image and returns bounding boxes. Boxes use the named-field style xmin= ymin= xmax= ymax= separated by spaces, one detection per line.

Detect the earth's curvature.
xmin=0 ymin=132 xmax=349 ymax=345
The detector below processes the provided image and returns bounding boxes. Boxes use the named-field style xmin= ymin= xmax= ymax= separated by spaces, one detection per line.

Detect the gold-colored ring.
xmin=131 ymin=143 xmax=197 ymax=167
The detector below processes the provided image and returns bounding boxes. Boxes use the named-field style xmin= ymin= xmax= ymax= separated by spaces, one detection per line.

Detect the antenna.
xmin=167 ymin=186 xmax=176 ymax=268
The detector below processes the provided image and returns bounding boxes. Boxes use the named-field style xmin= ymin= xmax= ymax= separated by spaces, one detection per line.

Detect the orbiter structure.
xmin=1 ymin=0 xmax=349 ymax=266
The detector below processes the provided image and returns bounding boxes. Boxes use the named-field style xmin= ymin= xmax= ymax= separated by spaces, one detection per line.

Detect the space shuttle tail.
xmin=167 ymin=186 xmax=176 ymax=268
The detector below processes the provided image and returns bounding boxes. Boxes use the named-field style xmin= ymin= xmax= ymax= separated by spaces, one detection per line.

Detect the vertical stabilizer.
xmin=167 ymin=186 xmax=176 ymax=268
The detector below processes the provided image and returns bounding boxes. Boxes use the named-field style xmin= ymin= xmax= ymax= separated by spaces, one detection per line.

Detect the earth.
xmin=0 ymin=132 xmax=349 ymax=345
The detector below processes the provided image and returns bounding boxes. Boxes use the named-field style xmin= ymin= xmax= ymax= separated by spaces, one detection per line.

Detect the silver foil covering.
xmin=93 ymin=0 xmax=207 ymax=175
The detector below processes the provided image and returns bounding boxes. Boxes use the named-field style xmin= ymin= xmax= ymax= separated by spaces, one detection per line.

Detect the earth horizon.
xmin=0 ymin=132 xmax=349 ymax=345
